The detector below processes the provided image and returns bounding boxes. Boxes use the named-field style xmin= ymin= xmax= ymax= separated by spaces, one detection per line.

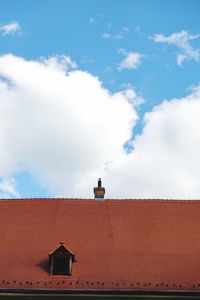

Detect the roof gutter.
xmin=1 ymin=289 xmax=200 ymax=298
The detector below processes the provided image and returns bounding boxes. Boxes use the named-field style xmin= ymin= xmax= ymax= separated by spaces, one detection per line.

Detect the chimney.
xmin=93 ymin=178 xmax=105 ymax=199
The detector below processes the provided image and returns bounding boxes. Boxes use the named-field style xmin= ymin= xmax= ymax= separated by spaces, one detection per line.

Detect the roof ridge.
xmin=1 ymin=198 xmax=200 ymax=203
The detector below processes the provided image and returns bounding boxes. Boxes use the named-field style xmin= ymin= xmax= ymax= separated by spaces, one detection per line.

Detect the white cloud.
xmin=151 ymin=30 xmax=200 ymax=65
xmin=102 ymin=32 xmax=123 ymax=39
xmin=122 ymin=89 xmax=144 ymax=106
xmin=102 ymin=26 xmax=129 ymax=40
xmin=0 ymin=21 xmax=21 ymax=36
xmin=41 ymin=55 xmax=77 ymax=71
xmin=118 ymin=51 xmax=143 ymax=70
xmin=1 ymin=54 xmax=200 ymax=199
xmin=0 ymin=178 xmax=19 ymax=198
xmin=103 ymin=85 xmax=200 ymax=199
xmin=102 ymin=32 xmax=111 ymax=39
xmin=0 ymin=54 xmax=137 ymax=198
xmin=113 ymin=34 xmax=123 ymax=40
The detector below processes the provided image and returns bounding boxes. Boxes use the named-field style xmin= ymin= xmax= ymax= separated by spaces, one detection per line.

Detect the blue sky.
xmin=0 ymin=0 xmax=200 ymax=199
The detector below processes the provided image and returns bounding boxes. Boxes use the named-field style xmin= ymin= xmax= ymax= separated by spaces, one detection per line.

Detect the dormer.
xmin=49 ymin=242 xmax=75 ymax=276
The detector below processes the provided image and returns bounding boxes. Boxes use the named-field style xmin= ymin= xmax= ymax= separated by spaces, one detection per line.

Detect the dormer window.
xmin=49 ymin=242 xmax=75 ymax=276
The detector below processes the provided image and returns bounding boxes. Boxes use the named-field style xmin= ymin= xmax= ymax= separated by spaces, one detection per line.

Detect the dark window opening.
xmin=52 ymin=255 xmax=70 ymax=275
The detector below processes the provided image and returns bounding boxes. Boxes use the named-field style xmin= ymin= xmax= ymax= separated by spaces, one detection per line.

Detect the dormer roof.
xmin=49 ymin=242 xmax=75 ymax=260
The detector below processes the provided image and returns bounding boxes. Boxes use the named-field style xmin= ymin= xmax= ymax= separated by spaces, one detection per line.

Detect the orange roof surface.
xmin=0 ymin=198 xmax=200 ymax=292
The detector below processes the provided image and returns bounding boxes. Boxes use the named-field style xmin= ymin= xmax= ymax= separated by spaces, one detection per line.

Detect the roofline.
xmin=1 ymin=198 xmax=200 ymax=203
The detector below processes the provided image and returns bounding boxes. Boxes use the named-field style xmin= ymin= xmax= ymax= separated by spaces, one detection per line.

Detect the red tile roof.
xmin=0 ymin=198 xmax=200 ymax=292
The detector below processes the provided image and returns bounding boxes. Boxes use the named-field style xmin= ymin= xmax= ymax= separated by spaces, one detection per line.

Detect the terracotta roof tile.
xmin=0 ymin=198 xmax=200 ymax=291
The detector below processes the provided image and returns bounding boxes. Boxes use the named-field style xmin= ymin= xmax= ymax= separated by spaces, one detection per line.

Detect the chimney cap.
xmin=98 ymin=178 xmax=102 ymax=187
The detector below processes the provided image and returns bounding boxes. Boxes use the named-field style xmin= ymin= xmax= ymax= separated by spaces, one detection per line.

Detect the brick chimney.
xmin=93 ymin=178 xmax=105 ymax=199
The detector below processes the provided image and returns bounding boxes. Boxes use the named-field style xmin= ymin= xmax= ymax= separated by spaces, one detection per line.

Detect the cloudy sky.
xmin=0 ymin=0 xmax=200 ymax=199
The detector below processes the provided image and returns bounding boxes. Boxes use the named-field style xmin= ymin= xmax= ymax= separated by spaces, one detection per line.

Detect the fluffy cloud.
xmin=122 ymin=89 xmax=144 ymax=106
xmin=0 ymin=21 xmax=21 ymax=36
xmin=118 ymin=50 xmax=143 ymax=70
xmin=102 ymin=33 xmax=111 ymax=39
xmin=41 ymin=55 xmax=77 ymax=71
xmin=0 ymin=54 xmax=137 ymax=198
xmin=151 ymin=30 xmax=200 ymax=65
xmin=1 ymin=54 xmax=200 ymax=199
xmin=102 ymin=26 xmax=130 ymax=40
xmin=0 ymin=178 xmax=19 ymax=198
xmin=104 ymin=86 xmax=200 ymax=199
xmin=102 ymin=33 xmax=123 ymax=40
